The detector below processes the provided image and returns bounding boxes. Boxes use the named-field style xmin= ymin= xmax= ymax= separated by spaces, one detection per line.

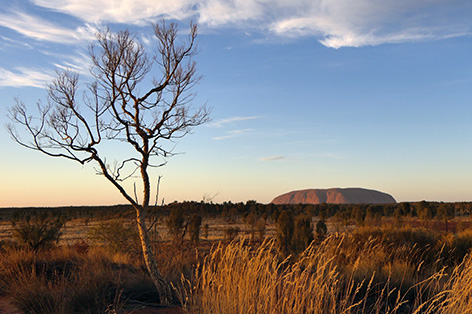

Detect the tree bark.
xmin=136 ymin=207 xmax=172 ymax=305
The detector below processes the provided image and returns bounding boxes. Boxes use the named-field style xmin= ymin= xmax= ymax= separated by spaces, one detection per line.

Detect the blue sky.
xmin=1 ymin=0 xmax=472 ymax=206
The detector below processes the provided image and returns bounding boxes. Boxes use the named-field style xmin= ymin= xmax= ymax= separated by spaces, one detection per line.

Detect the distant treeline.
xmin=1 ymin=200 xmax=472 ymax=223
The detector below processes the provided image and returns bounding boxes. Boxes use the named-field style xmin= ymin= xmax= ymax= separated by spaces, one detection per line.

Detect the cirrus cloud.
xmin=0 ymin=9 xmax=97 ymax=44
xmin=5 ymin=0 xmax=472 ymax=48
xmin=0 ymin=67 xmax=55 ymax=88
xmin=269 ymin=0 xmax=472 ymax=48
xmin=32 ymin=0 xmax=197 ymax=25
xmin=260 ymin=155 xmax=286 ymax=162
xmin=208 ymin=116 xmax=259 ymax=128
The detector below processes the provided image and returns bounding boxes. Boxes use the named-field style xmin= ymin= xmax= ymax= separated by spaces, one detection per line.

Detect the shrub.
xmin=244 ymin=213 xmax=267 ymax=242
xmin=315 ymin=219 xmax=328 ymax=242
xmin=441 ymin=229 xmax=472 ymax=265
xmin=224 ymin=227 xmax=240 ymax=241
xmin=256 ymin=218 xmax=267 ymax=241
xmin=276 ymin=210 xmax=294 ymax=257
xmin=292 ymin=214 xmax=314 ymax=255
xmin=166 ymin=207 xmax=185 ymax=243
xmin=12 ymin=215 xmax=63 ymax=250
xmin=71 ymin=239 xmax=89 ymax=255
xmin=188 ymin=215 xmax=202 ymax=244
xmin=87 ymin=220 xmax=140 ymax=254
xmin=202 ymin=224 xmax=209 ymax=239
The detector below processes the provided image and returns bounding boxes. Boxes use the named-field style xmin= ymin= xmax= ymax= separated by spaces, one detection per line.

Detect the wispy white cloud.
xmin=32 ymin=0 xmax=196 ymax=25
xmin=208 ymin=116 xmax=259 ymax=127
xmin=260 ymin=152 xmax=341 ymax=162
xmin=5 ymin=0 xmax=471 ymax=48
xmin=0 ymin=10 xmax=97 ymax=44
xmin=0 ymin=67 xmax=55 ymax=88
xmin=260 ymin=155 xmax=286 ymax=162
xmin=53 ymin=51 xmax=92 ymax=76
xmin=212 ymin=129 xmax=252 ymax=140
xmin=197 ymin=0 xmax=265 ymax=27
xmin=269 ymin=0 xmax=472 ymax=48
xmin=0 ymin=35 xmax=33 ymax=50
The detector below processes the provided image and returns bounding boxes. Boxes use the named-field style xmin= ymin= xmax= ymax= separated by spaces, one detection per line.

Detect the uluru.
xmin=271 ymin=188 xmax=396 ymax=205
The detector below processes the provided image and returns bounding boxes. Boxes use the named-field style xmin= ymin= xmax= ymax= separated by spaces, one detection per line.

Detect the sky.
xmin=1 ymin=0 xmax=472 ymax=207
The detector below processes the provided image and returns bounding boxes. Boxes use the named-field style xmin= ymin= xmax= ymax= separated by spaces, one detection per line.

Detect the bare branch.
xmin=147 ymin=175 xmax=163 ymax=232
xmin=6 ymin=21 xmax=208 ymax=305
xmin=134 ymin=182 xmax=139 ymax=204
xmin=155 ymin=175 xmax=162 ymax=207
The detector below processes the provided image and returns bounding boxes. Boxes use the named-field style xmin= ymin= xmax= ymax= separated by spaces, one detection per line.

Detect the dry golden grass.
xmin=176 ymin=224 xmax=472 ymax=314
xmin=3 ymin=216 xmax=472 ymax=313
xmin=0 ymin=246 xmax=158 ymax=314
xmin=180 ymin=237 xmax=436 ymax=314
xmin=418 ymin=253 xmax=472 ymax=314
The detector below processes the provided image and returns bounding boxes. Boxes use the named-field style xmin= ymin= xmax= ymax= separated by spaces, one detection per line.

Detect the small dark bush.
xmin=276 ymin=210 xmax=294 ymax=257
xmin=292 ymin=214 xmax=314 ymax=254
xmin=88 ymin=220 xmax=140 ymax=254
xmin=166 ymin=207 xmax=185 ymax=242
xmin=315 ymin=219 xmax=328 ymax=242
xmin=224 ymin=227 xmax=240 ymax=241
xmin=188 ymin=215 xmax=202 ymax=244
xmin=12 ymin=215 xmax=63 ymax=250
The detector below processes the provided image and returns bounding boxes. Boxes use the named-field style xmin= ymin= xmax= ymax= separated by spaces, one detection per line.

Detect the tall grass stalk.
xmin=421 ymin=253 xmax=472 ymax=314
xmin=182 ymin=238 xmax=429 ymax=314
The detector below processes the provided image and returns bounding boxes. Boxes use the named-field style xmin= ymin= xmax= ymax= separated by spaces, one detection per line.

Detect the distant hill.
xmin=271 ymin=188 xmax=396 ymax=205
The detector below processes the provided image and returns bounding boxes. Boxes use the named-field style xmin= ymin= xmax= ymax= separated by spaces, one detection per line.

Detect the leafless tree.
xmin=6 ymin=21 xmax=209 ymax=304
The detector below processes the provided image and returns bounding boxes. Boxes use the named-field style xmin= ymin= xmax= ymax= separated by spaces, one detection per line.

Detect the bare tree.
xmin=6 ymin=21 xmax=209 ymax=304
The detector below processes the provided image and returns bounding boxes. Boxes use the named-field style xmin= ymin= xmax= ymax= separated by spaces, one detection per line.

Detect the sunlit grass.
xmin=2 ymin=218 xmax=472 ymax=313
xmin=0 ymin=245 xmax=157 ymax=314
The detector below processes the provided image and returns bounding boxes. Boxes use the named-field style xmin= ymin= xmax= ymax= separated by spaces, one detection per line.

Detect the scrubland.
xmin=1 ymin=202 xmax=472 ymax=313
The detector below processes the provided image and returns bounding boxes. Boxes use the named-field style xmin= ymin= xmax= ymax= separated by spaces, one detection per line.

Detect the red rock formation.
xmin=271 ymin=188 xmax=396 ymax=205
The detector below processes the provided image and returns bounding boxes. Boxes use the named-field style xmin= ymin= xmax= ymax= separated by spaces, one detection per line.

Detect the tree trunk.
xmin=136 ymin=208 xmax=173 ymax=305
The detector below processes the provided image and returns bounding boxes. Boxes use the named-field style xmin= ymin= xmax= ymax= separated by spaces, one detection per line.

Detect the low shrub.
xmin=12 ymin=215 xmax=64 ymax=250
xmin=87 ymin=220 xmax=140 ymax=255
